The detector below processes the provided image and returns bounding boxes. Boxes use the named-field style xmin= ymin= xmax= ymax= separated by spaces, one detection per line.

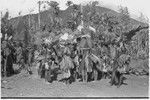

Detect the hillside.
xmin=9 ymin=5 xmax=146 ymax=41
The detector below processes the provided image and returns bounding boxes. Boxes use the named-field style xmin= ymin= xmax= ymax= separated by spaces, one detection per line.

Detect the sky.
xmin=0 ymin=0 xmax=149 ymax=20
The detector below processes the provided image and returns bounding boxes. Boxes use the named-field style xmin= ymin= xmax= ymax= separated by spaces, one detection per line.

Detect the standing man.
xmin=17 ymin=42 xmax=32 ymax=75
xmin=16 ymin=42 xmax=23 ymax=71
xmin=1 ymin=40 xmax=10 ymax=77
xmin=109 ymin=43 xmax=124 ymax=88
xmin=23 ymin=45 xmax=32 ymax=75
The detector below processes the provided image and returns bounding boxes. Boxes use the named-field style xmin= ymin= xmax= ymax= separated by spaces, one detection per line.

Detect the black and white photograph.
xmin=0 ymin=0 xmax=149 ymax=99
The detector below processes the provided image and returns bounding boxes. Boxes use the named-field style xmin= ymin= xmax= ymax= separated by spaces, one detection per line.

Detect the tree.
xmin=1 ymin=11 xmax=14 ymax=41
xmin=48 ymin=1 xmax=59 ymax=17
xmin=132 ymin=28 xmax=149 ymax=59
xmin=119 ymin=6 xmax=130 ymax=27
xmin=65 ymin=1 xmax=81 ymax=31
xmin=138 ymin=12 xmax=149 ymax=24
xmin=82 ymin=1 xmax=99 ymax=24
xmin=118 ymin=6 xmax=131 ymax=39
xmin=66 ymin=0 xmax=73 ymax=7
xmin=21 ymin=19 xmax=30 ymax=48
xmin=91 ymin=1 xmax=99 ymax=7
xmin=48 ymin=1 xmax=62 ymax=31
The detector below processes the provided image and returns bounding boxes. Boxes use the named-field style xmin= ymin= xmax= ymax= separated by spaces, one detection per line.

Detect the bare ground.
xmin=1 ymin=65 xmax=149 ymax=98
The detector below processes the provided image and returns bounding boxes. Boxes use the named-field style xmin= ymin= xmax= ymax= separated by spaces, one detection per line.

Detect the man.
xmin=59 ymin=46 xmax=74 ymax=84
xmin=78 ymin=31 xmax=93 ymax=82
xmin=27 ymin=47 xmax=34 ymax=70
xmin=45 ymin=59 xmax=60 ymax=83
xmin=23 ymin=46 xmax=33 ymax=75
xmin=109 ymin=44 xmax=124 ymax=88
xmin=17 ymin=43 xmax=32 ymax=75
xmin=16 ymin=42 xmax=23 ymax=71
xmin=2 ymin=40 xmax=15 ymax=77
xmin=6 ymin=43 xmax=15 ymax=76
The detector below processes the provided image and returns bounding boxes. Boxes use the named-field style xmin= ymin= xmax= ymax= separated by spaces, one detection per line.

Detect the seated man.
xmin=45 ymin=60 xmax=60 ymax=83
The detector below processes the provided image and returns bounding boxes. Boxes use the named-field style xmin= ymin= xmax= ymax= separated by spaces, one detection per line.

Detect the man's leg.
xmin=117 ymin=72 xmax=123 ymax=88
xmin=110 ymin=70 xmax=118 ymax=86
xmin=18 ymin=61 xmax=24 ymax=73
xmin=24 ymin=63 xmax=32 ymax=75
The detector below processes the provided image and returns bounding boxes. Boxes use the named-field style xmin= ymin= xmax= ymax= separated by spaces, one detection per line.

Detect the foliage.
xmin=118 ymin=54 xmax=130 ymax=67
xmin=48 ymin=1 xmax=59 ymax=16
xmin=47 ymin=1 xmax=62 ymax=31
xmin=66 ymin=1 xmax=73 ymax=7
xmin=6 ymin=1 xmax=149 ymax=63
xmin=1 ymin=11 xmax=15 ymax=40
xmin=138 ymin=12 xmax=149 ymax=24
xmin=132 ymin=29 xmax=149 ymax=59
xmin=82 ymin=4 xmax=149 ymax=61
xmin=66 ymin=2 xmax=81 ymax=31
xmin=118 ymin=6 xmax=130 ymax=27
xmin=60 ymin=55 xmax=74 ymax=70
xmin=78 ymin=37 xmax=92 ymax=49
xmin=82 ymin=1 xmax=98 ymax=23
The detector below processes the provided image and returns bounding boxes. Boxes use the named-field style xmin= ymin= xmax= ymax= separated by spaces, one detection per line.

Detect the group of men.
xmin=1 ymin=28 xmax=129 ymax=88
xmin=35 ymin=32 xmax=129 ymax=88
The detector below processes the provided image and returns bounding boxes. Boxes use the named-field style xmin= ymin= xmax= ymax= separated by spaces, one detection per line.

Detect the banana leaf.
xmin=102 ymin=63 xmax=108 ymax=72
xmin=45 ymin=62 xmax=49 ymax=70
xmin=1 ymin=41 xmax=7 ymax=50
xmin=63 ymin=69 xmax=71 ymax=78
xmin=36 ymin=55 xmax=45 ymax=61
xmin=90 ymin=54 xmax=100 ymax=63
xmin=4 ymin=47 xmax=11 ymax=56
xmin=118 ymin=54 xmax=130 ymax=67
xmin=73 ymin=55 xmax=79 ymax=67
xmin=110 ymin=45 xmax=118 ymax=59
xmin=119 ymin=54 xmax=130 ymax=62
xmin=64 ymin=47 xmax=71 ymax=55
xmin=89 ymin=53 xmax=103 ymax=71
xmin=59 ymin=55 xmax=74 ymax=70
xmin=61 ymin=28 xmax=72 ymax=35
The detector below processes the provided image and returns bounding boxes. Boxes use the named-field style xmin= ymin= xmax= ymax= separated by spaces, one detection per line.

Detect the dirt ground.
xmin=1 ymin=64 xmax=149 ymax=98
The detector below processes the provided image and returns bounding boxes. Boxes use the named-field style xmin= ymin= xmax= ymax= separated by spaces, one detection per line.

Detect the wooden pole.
xmin=80 ymin=4 xmax=83 ymax=26
xmin=0 ymin=11 xmax=2 ymax=77
xmin=0 ymin=11 xmax=1 ymax=32
xmin=28 ymin=12 xmax=31 ymax=45
xmin=38 ymin=1 xmax=41 ymax=29
xmin=28 ymin=14 xmax=31 ymax=28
